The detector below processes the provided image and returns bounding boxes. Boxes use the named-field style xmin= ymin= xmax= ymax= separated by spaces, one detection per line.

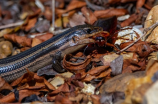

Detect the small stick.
xmin=0 ymin=21 xmax=23 ymax=30
xmin=49 ymin=0 xmax=55 ymax=33
xmin=117 ymin=22 xmax=158 ymax=54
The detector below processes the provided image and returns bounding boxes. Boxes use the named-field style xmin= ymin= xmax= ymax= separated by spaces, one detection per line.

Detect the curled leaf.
xmin=62 ymin=54 xmax=91 ymax=73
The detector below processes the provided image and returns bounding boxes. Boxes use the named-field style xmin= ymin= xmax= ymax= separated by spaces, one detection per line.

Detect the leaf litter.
xmin=1 ymin=0 xmax=158 ymax=104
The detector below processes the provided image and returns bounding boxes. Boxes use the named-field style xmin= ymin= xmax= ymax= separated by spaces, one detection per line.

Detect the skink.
xmin=0 ymin=25 xmax=102 ymax=82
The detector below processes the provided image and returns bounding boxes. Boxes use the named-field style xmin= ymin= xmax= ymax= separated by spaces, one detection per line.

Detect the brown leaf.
xmin=0 ymin=77 xmax=13 ymax=92
xmin=69 ymin=13 xmax=86 ymax=27
xmin=47 ymin=83 xmax=70 ymax=101
xmin=55 ymin=94 xmax=73 ymax=104
xmin=69 ymin=93 xmax=88 ymax=103
xmin=121 ymin=14 xmax=138 ymax=27
xmin=146 ymin=59 xmax=158 ymax=76
xmin=81 ymin=6 xmax=97 ymax=25
xmin=66 ymin=0 xmax=86 ymax=11
xmin=0 ymin=41 xmax=13 ymax=59
xmin=22 ymin=9 xmax=41 ymax=31
xmin=20 ymin=47 xmax=30 ymax=52
xmin=4 ymin=34 xmax=32 ymax=47
xmin=131 ymin=83 xmax=152 ymax=104
xmin=24 ymin=17 xmax=37 ymax=31
xmin=0 ymin=92 xmax=15 ymax=103
xmin=95 ymin=68 xmax=111 ymax=79
xmin=31 ymin=38 xmax=42 ymax=47
xmin=91 ymin=95 xmax=101 ymax=104
xmin=123 ymin=75 xmax=152 ymax=104
xmin=120 ymin=41 xmax=153 ymax=58
xmin=122 ymin=59 xmax=141 ymax=73
xmin=94 ymin=9 xmax=128 ymax=19
xmin=11 ymin=69 xmax=34 ymax=87
xmin=88 ymin=66 xmax=110 ymax=76
xmin=18 ymin=89 xmax=40 ymax=102
xmin=83 ymin=68 xmax=111 ymax=82
xmin=44 ymin=7 xmax=52 ymax=21
xmin=44 ymin=78 xmax=56 ymax=91
xmin=100 ymin=71 xmax=145 ymax=94
xmin=35 ymin=33 xmax=53 ymax=42
xmin=136 ymin=0 xmax=146 ymax=9
xmin=62 ymin=54 xmax=91 ymax=73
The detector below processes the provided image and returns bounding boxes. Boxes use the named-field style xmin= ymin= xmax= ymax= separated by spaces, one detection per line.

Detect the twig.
xmin=49 ymin=0 xmax=55 ymax=33
xmin=116 ymin=22 xmax=158 ymax=54
xmin=0 ymin=21 xmax=24 ymax=30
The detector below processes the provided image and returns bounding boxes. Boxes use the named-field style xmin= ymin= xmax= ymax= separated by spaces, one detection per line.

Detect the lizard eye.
xmin=86 ymin=28 xmax=92 ymax=34
xmin=84 ymin=28 xmax=92 ymax=34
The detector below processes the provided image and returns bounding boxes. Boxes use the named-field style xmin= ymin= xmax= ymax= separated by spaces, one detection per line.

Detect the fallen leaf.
xmin=88 ymin=66 xmax=109 ymax=76
xmin=69 ymin=93 xmax=88 ymax=103
xmin=31 ymin=38 xmax=42 ymax=47
xmin=110 ymin=55 xmax=123 ymax=76
xmin=66 ymin=0 xmax=86 ymax=11
xmin=144 ymin=5 xmax=158 ymax=43
xmin=4 ymin=34 xmax=32 ymax=47
xmin=35 ymin=33 xmax=54 ymax=42
xmin=55 ymin=94 xmax=73 ymax=104
xmin=35 ymin=19 xmax=50 ymax=33
xmin=0 ymin=41 xmax=13 ymax=59
xmin=123 ymin=75 xmax=152 ymax=104
xmin=0 ymin=92 xmax=15 ymax=103
xmin=91 ymin=95 xmax=101 ymax=104
xmin=50 ymin=76 xmax=65 ymax=89
xmin=121 ymin=14 xmax=138 ymax=27
xmin=0 ymin=77 xmax=13 ymax=92
xmin=100 ymin=71 xmax=145 ymax=94
xmin=69 ymin=13 xmax=85 ymax=27
xmin=62 ymin=54 xmax=91 ymax=73
xmin=120 ymin=41 xmax=153 ymax=58
xmin=18 ymin=89 xmax=40 ymax=102
xmin=146 ymin=59 xmax=158 ymax=76
xmin=81 ymin=6 xmax=97 ymax=25
xmin=131 ymin=83 xmax=152 ymax=104
xmin=94 ymin=9 xmax=128 ymax=19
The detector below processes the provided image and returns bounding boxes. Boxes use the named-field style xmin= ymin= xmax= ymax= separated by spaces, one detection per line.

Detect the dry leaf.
xmin=4 ymin=34 xmax=32 ymax=47
xmin=123 ymin=75 xmax=152 ymax=104
xmin=88 ymin=66 xmax=109 ymax=76
xmin=0 ymin=92 xmax=15 ymax=103
xmin=100 ymin=71 xmax=145 ymax=94
xmin=81 ymin=6 xmax=97 ymax=25
xmin=0 ymin=41 xmax=13 ymax=59
xmin=94 ymin=9 xmax=128 ymax=19
xmin=121 ymin=14 xmax=138 ymax=27
xmin=144 ymin=5 xmax=158 ymax=43
xmin=35 ymin=33 xmax=53 ymax=42
xmin=69 ymin=13 xmax=85 ymax=27
xmin=62 ymin=54 xmax=91 ymax=73
xmin=0 ymin=77 xmax=13 ymax=92
xmin=66 ymin=0 xmax=86 ymax=11
xmin=31 ymin=38 xmax=42 ymax=47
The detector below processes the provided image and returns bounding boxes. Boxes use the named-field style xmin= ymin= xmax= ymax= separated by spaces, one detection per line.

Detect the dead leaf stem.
xmin=0 ymin=21 xmax=23 ymax=30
